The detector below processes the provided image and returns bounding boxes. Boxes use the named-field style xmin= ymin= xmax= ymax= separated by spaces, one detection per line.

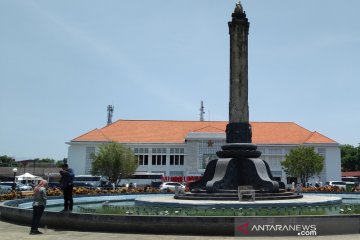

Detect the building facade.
xmin=67 ymin=120 xmax=341 ymax=185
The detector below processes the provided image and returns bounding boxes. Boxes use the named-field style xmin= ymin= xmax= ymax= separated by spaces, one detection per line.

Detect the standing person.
xmin=59 ymin=163 xmax=75 ymax=212
xmin=296 ymin=183 xmax=302 ymax=195
xmin=30 ymin=179 xmax=48 ymax=235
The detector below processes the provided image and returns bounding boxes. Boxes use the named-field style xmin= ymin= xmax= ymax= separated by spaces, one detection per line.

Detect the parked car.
xmin=17 ymin=183 xmax=33 ymax=191
xmin=0 ymin=182 xmax=16 ymax=190
xmin=97 ymin=182 xmax=114 ymax=190
xmin=151 ymin=181 xmax=163 ymax=189
xmin=0 ymin=185 xmax=12 ymax=194
xmin=341 ymin=177 xmax=360 ymax=186
xmin=159 ymin=182 xmax=185 ymax=192
xmin=325 ymin=181 xmax=347 ymax=190
xmin=0 ymin=182 xmax=33 ymax=191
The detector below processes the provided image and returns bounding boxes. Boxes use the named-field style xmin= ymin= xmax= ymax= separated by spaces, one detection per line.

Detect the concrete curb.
xmin=1 ymin=196 xmax=359 ymax=236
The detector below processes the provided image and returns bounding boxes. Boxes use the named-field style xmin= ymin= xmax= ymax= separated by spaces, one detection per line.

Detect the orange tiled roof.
xmin=342 ymin=171 xmax=360 ymax=177
xmin=73 ymin=128 xmax=111 ymax=142
xmin=303 ymin=131 xmax=336 ymax=144
xmin=72 ymin=120 xmax=337 ymax=145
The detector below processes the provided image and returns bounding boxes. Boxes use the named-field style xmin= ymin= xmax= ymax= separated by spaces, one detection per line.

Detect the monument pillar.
xmin=182 ymin=2 xmax=301 ymax=200
xmin=226 ymin=2 xmax=252 ymax=143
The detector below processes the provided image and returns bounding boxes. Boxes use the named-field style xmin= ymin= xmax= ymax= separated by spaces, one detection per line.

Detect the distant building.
xmin=342 ymin=171 xmax=360 ymax=178
xmin=67 ymin=120 xmax=341 ymax=185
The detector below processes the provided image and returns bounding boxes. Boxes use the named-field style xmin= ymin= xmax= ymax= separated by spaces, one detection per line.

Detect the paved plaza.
xmin=0 ymin=218 xmax=358 ymax=240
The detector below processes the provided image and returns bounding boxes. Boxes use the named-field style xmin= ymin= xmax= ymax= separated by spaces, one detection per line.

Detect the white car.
xmin=17 ymin=183 xmax=33 ymax=191
xmin=159 ymin=182 xmax=185 ymax=192
xmin=325 ymin=181 xmax=347 ymax=190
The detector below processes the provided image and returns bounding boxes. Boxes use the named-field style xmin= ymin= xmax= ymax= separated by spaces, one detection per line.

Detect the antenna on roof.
xmin=107 ymin=105 xmax=114 ymax=125
xmin=200 ymin=101 xmax=205 ymax=121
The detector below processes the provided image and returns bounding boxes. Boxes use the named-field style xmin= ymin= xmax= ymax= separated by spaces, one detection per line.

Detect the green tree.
xmin=56 ymin=158 xmax=67 ymax=167
xmin=90 ymin=142 xmax=138 ymax=184
xmin=341 ymin=144 xmax=360 ymax=171
xmin=37 ymin=158 xmax=55 ymax=163
xmin=281 ymin=146 xmax=324 ymax=185
xmin=0 ymin=155 xmax=18 ymax=167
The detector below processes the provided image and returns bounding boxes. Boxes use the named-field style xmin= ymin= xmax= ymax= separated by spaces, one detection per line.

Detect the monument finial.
xmin=235 ymin=1 xmax=244 ymax=13
xmin=232 ymin=0 xmax=247 ymax=20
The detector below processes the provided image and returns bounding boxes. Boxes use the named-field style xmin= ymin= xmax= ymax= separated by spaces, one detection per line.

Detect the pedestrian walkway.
xmin=0 ymin=219 xmax=359 ymax=240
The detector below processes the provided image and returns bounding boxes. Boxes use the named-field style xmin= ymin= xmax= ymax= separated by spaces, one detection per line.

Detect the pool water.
xmin=46 ymin=200 xmax=135 ymax=212
xmin=44 ymin=201 xmax=360 ymax=216
xmin=28 ymin=193 xmax=360 ymax=216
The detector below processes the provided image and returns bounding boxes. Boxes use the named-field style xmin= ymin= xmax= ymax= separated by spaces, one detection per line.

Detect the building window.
xmin=170 ymin=155 xmax=174 ymax=165
xmin=271 ymin=171 xmax=282 ymax=177
xmin=201 ymin=154 xmax=217 ymax=169
xmin=134 ymin=148 xmax=149 ymax=154
xmin=317 ymin=148 xmax=326 ymax=158
xmin=137 ymin=155 xmax=148 ymax=165
xmin=152 ymin=155 xmax=166 ymax=165
xmin=152 ymin=148 xmax=166 ymax=154
xmin=169 ymin=155 xmax=184 ymax=165
xmin=170 ymin=148 xmax=184 ymax=154
xmin=317 ymin=148 xmax=327 ymax=181
xmin=170 ymin=171 xmax=184 ymax=176
xmin=170 ymin=148 xmax=185 ymax=166
xmin=257 ymin=148 xmax=265 ymax=154
xmin=162 ymin=156 xmax=167 ymax=165
xmin=133 ymin=148 xmax=149 ymax=166
xmin=264 ymin=156 xmax=283 ymax=170
xmin=284 ymin=148 xmax=293 ymax=155
xmin=198 ymin=140 xmax=225 ymax=169
xmin=180 ymin=155 xmax=184 ymax=165
xmin=85 ymin=147 xmax=95 ymax=174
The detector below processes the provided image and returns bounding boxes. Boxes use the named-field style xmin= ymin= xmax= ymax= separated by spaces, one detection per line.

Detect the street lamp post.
xmin=12 ymin=167 xmax=18 ymax=191
xmin=357 ymin=143 xmax=360 ymax=170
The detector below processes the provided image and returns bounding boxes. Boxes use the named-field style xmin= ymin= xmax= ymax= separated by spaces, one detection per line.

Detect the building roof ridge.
xmin=287 ymin=122 xmax=315 ymax=134
xmin=304 ymin=131 xmax=337 ymax=144
xmin=72 ymin=128 xmax=111 ymax=142
xmin=250 ymin=121 xmax=295 ymax=123
xmin=107 ymin=119 xmax=304 ymax=124
xmin=96 ymin=128 xmax=112 ymax=141
xmin=303 ymin=131 xmax=316 ymax=143
xmin=191 ymin=125 xmax=225 ymax=132
xmin=112 ymin=119 xmax=227 ymax=123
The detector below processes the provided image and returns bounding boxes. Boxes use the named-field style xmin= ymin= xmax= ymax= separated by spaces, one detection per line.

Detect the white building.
xmin=67 ymin=120 xmax=341 ymax=185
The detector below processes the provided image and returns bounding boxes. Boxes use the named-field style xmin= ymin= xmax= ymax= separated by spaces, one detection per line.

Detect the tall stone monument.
xmin=227 ymin=2 xmax=251 ymax=144
xmin=178 ymin=2 xmax=302 ymax=201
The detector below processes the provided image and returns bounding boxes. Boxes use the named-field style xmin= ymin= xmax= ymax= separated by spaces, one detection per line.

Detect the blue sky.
xmin=1 ymin=0 xmax=359 ymax=160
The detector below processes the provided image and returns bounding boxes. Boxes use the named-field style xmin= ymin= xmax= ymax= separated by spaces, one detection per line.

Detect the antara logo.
xmin=235 ymin=222 xmax=317 ymax=236
xmin=236 ymin=223 xmax=250 ymax=234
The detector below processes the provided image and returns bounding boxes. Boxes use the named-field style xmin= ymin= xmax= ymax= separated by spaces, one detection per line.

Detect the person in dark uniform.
xmin=59 ymin=163 xmax=74 ymax=212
